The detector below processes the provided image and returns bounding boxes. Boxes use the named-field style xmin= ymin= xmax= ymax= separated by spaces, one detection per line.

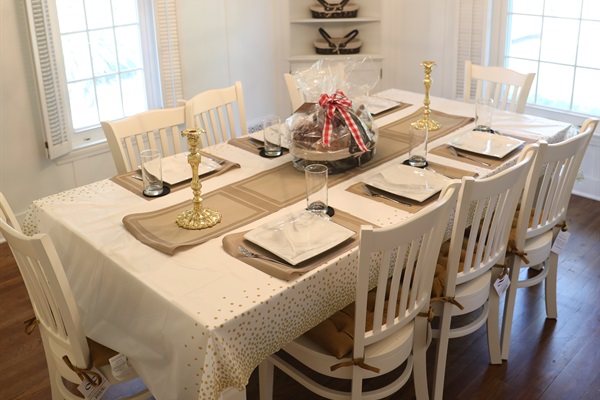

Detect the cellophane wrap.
xmin=287 ymin=58 xmax=379 ymax=173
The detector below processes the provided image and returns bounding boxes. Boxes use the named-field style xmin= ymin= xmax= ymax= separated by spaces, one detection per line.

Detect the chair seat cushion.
xmin=304 ymin=270 xmax=445 ymax=359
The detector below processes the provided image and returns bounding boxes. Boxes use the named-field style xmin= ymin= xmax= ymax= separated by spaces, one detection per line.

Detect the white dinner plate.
xmin=355 ymin=95 xmax=400 ymax=115
xmin=244 ymin=211 xmax=354 ymax=266
xmin=150 ymin=153 xmax=222 ymax=185
xmin=447 ymin=130 xmax=525 ymax=158
xmin=364 ymin=164 xmax=450 ymax=203
xmin=247 ymin=125 xmax=291 ymax=149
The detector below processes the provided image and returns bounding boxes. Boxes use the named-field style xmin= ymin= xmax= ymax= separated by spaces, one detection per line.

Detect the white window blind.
xmin=456 ymin=0 xmax=488 ymax=100
xmin=25 ymin=0 xmax=184 ymax=160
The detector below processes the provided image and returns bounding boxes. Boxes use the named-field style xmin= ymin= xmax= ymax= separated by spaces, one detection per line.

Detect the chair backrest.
xmin=101 ymin=106 xmax=186 ymax=174
xmin=464 ymin=60 xmax=535 ymax=113
xmin=353 ymin=182 xmax=460 ymax=357
xmin=445 ymin=145 xmax=537 ymax=291
xmin=514 ymin=118 xmax=598 ymax=245
xmin=184 ymin=81 xmax=247 ymax=147
xmin=0 ymin=193 xmax=21 ymax=233
xmin=284 ymin=73 xmax=305 ymax=112
xmin=0 ymin=194 xmax=90 ymax=384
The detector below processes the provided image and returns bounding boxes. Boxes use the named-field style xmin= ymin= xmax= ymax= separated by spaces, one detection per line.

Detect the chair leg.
xmin=500 ymin=257 xmax=522 ymax=360
xmin=258 ymin=359 xmax=274 ymax=400
xmin=432 ymin=304 xmax=453 ymax=400
xmin=545 ymin=253 xmax=558 ymax=319
xmin=413 ymin=316 xmax=430 ymax=400
xmin=486 ymin=276 xmax=502 ymax=364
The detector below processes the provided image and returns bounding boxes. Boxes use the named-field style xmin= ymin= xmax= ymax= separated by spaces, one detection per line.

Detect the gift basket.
xmin=287 ymin=58 xmax=379 ymax=174
xmin=314 ymin=28 xmax=362 ymax=55
xmin=310 ymin=0 xmax=359 ymax=18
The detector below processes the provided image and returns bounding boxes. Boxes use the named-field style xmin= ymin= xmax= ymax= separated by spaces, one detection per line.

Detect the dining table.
xmin=22 ymin=89 xmax=571 ymax=400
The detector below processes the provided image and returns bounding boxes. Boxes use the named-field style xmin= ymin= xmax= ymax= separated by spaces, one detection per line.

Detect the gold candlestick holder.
xmin=411 ymin=61 xmax=442 ymax=131
xmin=175 ymin=128 xmax=222 ymax=230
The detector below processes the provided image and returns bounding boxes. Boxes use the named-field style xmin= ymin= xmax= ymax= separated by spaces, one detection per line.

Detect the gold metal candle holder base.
xmin=176 ymin=128 xmax=222 ymax=230
xmin=175 ymin=208 xmax=222 ymax=230
xmin=411 ymin=118 xmax=441 ymax=131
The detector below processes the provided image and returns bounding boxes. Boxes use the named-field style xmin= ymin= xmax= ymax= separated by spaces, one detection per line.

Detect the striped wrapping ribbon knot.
xmin=318 ymin=91 xmax=369 ymax=152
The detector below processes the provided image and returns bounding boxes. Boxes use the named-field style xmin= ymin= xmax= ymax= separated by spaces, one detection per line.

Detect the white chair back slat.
xmin=184 ymin=81 xmax=247 ymax=148
xmin=464 ymin=60 xmax=535 ymax=113
xmin=101 ymin=106 xmax=186 ymax=174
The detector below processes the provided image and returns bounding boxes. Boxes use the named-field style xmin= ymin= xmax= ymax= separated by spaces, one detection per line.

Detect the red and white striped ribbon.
xmin=318 ymin=91 xmax=369 ymax=152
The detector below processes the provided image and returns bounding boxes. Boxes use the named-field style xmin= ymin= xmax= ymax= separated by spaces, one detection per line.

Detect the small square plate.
xmin=447 ymin=130 xmax=525 ymax=158
xmin=159 ymin=153 xmax=222 ymax=185
xmin=244 ymin=211 xmax=354 ymax=266
xmin=364 ymin=164 xmax=450 ymax=203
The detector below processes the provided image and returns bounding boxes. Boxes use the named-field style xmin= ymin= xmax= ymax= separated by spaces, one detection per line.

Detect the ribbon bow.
xmin=318 ymin=91 xmax=369 ymax=152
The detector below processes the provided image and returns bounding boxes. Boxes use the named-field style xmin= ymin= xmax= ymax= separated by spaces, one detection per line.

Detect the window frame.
xmin=490 ymin=0 xmax=598 ymax=127
xmin=25 ymin=0 xmax=184 ymax=160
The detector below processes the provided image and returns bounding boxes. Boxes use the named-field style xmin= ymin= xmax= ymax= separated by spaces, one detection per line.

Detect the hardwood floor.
xmin=1 ymin=195 xmax=598 ymax=400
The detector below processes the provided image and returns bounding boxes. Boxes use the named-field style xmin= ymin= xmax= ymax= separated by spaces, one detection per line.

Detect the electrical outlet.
xmin=247 ymin=120 xmax=263 ymax=134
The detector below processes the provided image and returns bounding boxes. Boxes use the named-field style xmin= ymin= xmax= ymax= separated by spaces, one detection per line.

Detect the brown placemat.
xmin=222 ymin=209 xmax=376 ymax=280
xmin=345 ymin=162 xmax=477 ymax=213
xmin=429 ymin=136 xmax=537 ymax=169
xmin=228 ymin=136 xmax=290 ymax=157
xmin=123 ymin=192 xmax=270 ymax=255
xmin=110 ymin=154 xmax=240 ymax=200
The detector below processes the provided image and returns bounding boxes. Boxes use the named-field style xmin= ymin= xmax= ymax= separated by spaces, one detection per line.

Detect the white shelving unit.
xmin=284 ymin=0 xmax=385 ymax=72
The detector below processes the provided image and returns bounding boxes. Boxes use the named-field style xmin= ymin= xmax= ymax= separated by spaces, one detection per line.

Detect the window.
xmin=502 ymin=0 xmax=600 ymax=116
xmin=26 ymin=0 xmax=183 ymax=160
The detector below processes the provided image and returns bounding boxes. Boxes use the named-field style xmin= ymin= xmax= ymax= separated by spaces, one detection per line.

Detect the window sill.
xmin=523 ymin=105 xmax=598 ymax=132
xmin=54 ymin=139 xmax=110 ymax=166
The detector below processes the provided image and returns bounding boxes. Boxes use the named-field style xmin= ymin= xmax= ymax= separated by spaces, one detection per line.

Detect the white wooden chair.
xmin=259 ymin=182 xmax=461 ymax=400
xmin=284 ymin=73 xmax=305 ymax=112
xmin=101 ymin=106 xmax=186 ymax=174
xmin=431 ymin=144 xmax=537 ymax=400
xmin=184 ymin=81 xmax=247 ymax=147
xmin=464 ymin=60 xmax=535 ymax=113
xmin=0 ymin=193 xmax=152 ymax=400
xmin=500 ymin=118 xmax=598 ymax=360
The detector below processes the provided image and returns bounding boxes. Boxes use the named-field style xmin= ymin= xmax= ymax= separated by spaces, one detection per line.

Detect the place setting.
xmin=430 ymin=97 xmax=532 ymax=168
xmin=228 ymin=115 xmax=290 ymax=158
xmin=222 ymin=163 xmax=370 ymax=280
xmin=111 ymin=148 xmax=239 ymax=200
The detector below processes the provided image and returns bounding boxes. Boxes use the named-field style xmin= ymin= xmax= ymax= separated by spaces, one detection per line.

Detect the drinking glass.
xmin=262 ymin=116 xmax=282 ymax=157
xmin=408 ymin=125 xmax=428 ymax=168
xmin=305 ymin=164 xmax=328 ymax=217
xmin=140 ymin=149 xmax=163 ymax=196
xmin=475 ymin=98 xmax=494 ymax=132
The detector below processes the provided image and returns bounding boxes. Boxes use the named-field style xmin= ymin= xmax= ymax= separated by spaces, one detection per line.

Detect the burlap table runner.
xmin=110 ymin=154 xmax=240 ymax=200
xmin=345 ymin=162 xmax=477 ymax=213
xmin=123 ymin=109 xmax=475 ymax=254
xmin=222 ymin=209 xmax=375 ymax=280
xmin=429 ymin=135 xmax=537 ymax=169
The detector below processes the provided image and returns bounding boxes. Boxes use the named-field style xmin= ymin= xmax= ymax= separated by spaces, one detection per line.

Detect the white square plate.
xmin=447 ymin=130 xmax=525 ymax=158
xmin=364 ymin=164 xmax=450 ymax=203
xmin=244 ymin=211 xmax=354 ymax=266
xmin=356 ymin=95 xmax=401 ymax=115
xmin=157 ymin=153 xmax=222 ymax=185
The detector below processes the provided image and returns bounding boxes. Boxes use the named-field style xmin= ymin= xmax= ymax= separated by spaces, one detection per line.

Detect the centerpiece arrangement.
xmin=287 ymin=58 xmax=379 ymax=174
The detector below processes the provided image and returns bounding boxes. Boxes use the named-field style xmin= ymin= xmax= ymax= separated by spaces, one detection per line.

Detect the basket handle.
xmin=318 ymin=28 xmax=359 ymax=49
xmin=316 ymin=0 xmax=351 ymax=12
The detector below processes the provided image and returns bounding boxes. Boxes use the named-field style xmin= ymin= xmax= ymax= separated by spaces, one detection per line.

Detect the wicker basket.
xmin=310 ymin=0 xmax=359 ymax=18
xmin=314 ymin=28 xmax=362 ymax=55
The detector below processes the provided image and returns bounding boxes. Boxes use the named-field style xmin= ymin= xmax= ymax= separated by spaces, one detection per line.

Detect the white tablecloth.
xmin=23 ymin=90 xmax=571 ymax=400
